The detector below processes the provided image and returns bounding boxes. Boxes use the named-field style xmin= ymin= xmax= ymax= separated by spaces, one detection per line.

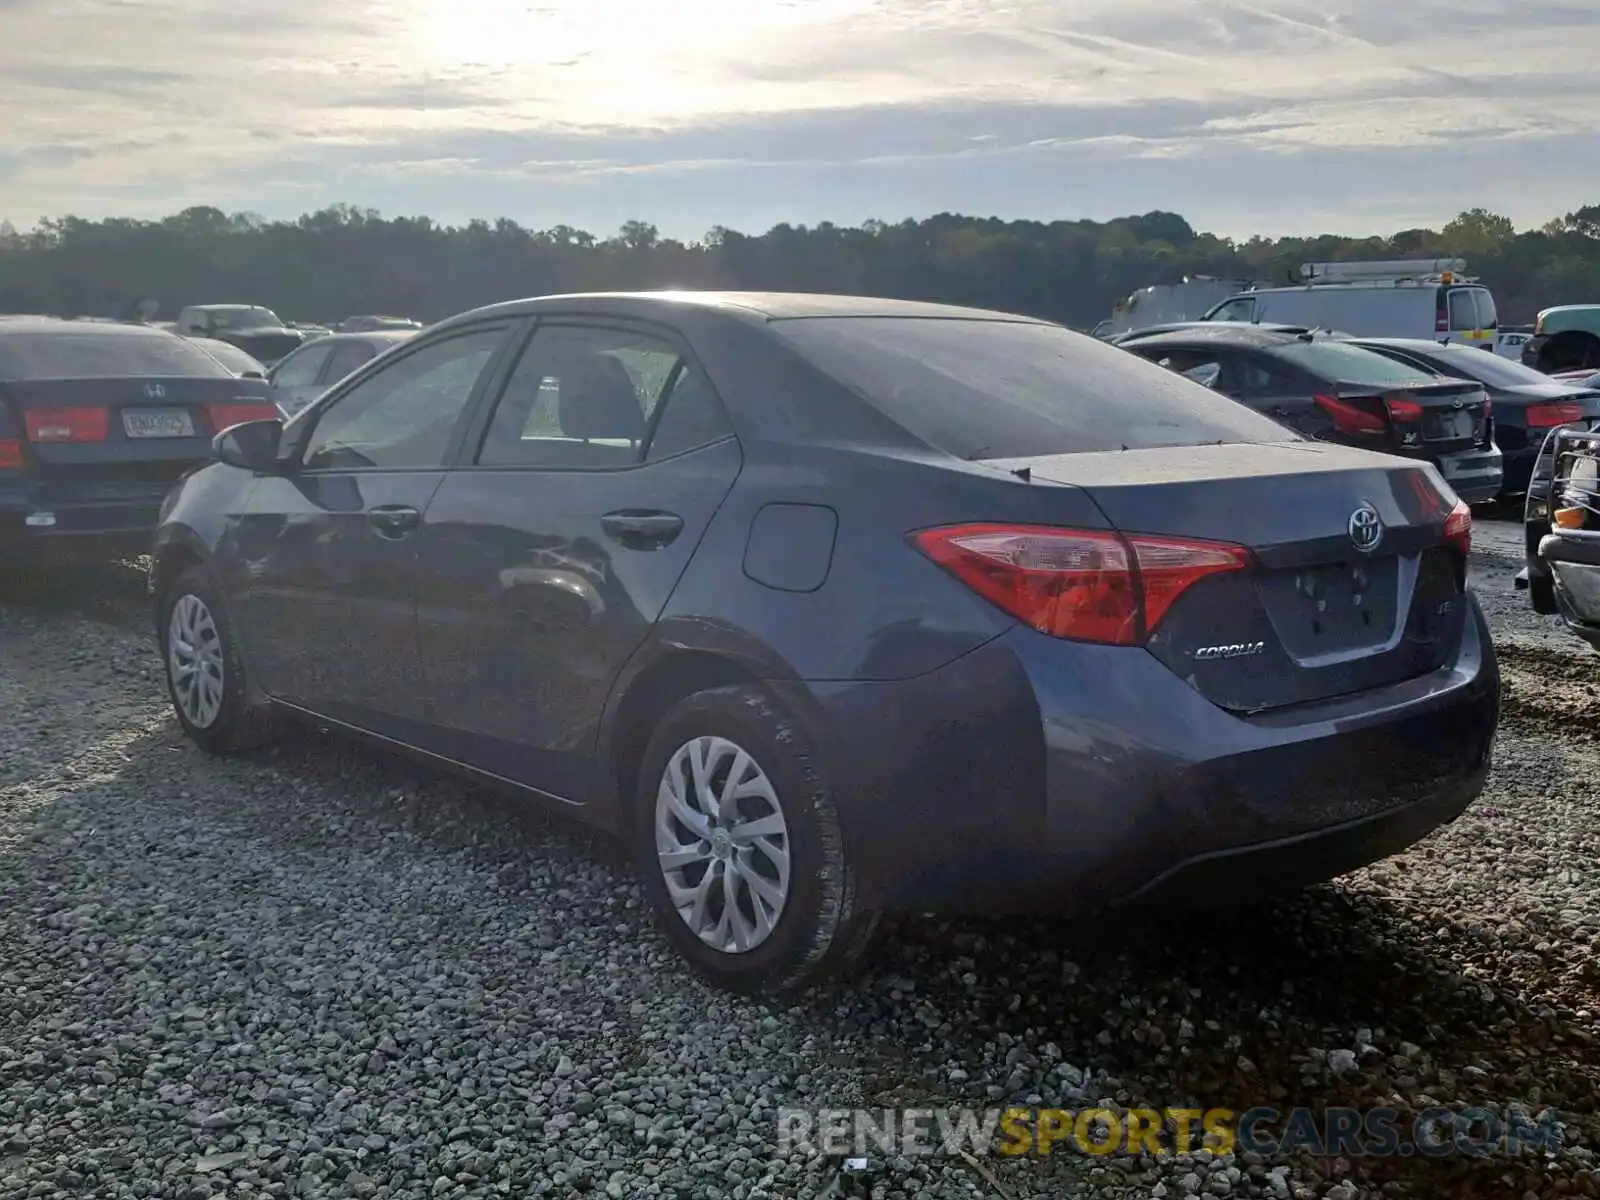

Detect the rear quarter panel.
xmin=659 ymin=442 xmax=1113 ymax=682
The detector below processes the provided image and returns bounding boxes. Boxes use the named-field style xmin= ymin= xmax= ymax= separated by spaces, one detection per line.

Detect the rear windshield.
xmin=1422 ymin=347 xmax=1555 ymax=389
xmin=0 ymin=331 xmax=234 ymax=380
xmin=1444 ymin=287 xmax=1497 ymax=331
xmin=194 ymin=339 xmax=263 ymax=374
xmin=1263 ymin=341 xmax=1440 ymax=387
xmin=770 ymin=316 xmax=1300 ymax=458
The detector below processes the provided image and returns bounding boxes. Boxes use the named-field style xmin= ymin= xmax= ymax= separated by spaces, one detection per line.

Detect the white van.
xmin=1200 ymin=259 xmax=1501 ymax=350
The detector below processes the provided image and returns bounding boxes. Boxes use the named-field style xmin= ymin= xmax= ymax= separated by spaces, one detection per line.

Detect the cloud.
xmin=0 ymin=0 xmax=1594 ymax=238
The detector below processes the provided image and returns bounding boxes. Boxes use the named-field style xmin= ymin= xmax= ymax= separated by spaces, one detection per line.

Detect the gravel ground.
xmin=1 ymin=525 xmax=1597 ymax=1200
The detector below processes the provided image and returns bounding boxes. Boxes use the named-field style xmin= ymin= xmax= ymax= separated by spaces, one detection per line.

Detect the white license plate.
xmin=123 ymin=409 xmax=195 ymax=438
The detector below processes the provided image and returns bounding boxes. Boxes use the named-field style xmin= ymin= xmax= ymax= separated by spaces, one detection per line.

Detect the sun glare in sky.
xmin=401 ymin=0 xmax=885 ymax=122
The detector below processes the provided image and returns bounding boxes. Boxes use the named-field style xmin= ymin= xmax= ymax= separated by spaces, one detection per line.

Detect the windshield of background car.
xmin=1264 ymin=341 xmax=1440 ymax=387
xmin=770 ymin=316 xmax=1302 ymax=458
xmin=207 ymin=307 xmax=281 ymax=330
xmin=0 ymin=331 xmax=235 ymax=380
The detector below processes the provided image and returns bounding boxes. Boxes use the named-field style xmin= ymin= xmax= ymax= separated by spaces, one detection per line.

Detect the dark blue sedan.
xmin=149 ymin=292 xmax=1499 ymax=994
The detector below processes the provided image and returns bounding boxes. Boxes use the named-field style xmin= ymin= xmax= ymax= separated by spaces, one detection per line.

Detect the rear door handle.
xmin=601 ymin=509 xmax=683 ymax=550
xmin=367 ymin=504 xmax=421 ymax=538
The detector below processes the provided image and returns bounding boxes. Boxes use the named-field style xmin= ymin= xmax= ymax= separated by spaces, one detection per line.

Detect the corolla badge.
xmin=1348 ymin=503 xmax=1384 ymax=554
xmin=1193 ymin=641 xmax=1265 ymax=660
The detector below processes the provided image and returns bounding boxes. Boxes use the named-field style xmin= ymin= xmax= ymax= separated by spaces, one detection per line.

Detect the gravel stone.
xmin=1 ymin=532 xmax=1597 ymax=1199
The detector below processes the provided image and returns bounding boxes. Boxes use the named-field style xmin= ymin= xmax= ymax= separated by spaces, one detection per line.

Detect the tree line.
xmin=0 ymin=202 xmax=1596 ymax=332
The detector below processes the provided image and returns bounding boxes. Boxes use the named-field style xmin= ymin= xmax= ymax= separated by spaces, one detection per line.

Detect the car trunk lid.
xmin=1317 ymin=378 xmax=1489 ymax=456
xmin=1 ymin=376 xmax=276 ymax=487
xmin=984 ymin=441 xmax=1468 ymax=712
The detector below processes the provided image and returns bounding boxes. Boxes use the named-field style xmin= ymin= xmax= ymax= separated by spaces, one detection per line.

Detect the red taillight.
xmin=1383 ymin=395 xmax=1424 ymax=422
xmin=1313 ymin=393 xmax=1386 ymax=436
xmin=911 ymin=523 xmax=1252 ymax=646
xmin=0 ymin=438 xmax=21 ymax=469
xmin=1443 ymin=498 xmax=1471 ymax=558
xmin=1526 ymin=403 xmax=1585 ymax=429
xmin=1436 ymin=305 xmax=1448 ymax=333
xmin=206 ymin=403 xmax=279 ymax=432
xmin=24 ymin=406 xmax=109 ymax=443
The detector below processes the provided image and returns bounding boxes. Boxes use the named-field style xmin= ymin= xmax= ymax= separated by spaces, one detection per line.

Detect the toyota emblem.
xmin=143 ymin=382 xmax=166 ymax=399
xmin=1348 ymin=503 xmax=1384 ymax=554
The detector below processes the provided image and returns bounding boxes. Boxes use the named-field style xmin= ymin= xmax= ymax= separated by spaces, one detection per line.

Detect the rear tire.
xmin=157 ymin=565 xmax=284 ymax=755
xmin=632 ymin=684 xmax=879 ymax=996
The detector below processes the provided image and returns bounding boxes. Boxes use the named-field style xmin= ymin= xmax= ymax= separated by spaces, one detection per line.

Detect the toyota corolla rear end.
xmin=903 ymin=447 xmax=1493 ymax=913
xmin=760 ymin=314 xmax=1499 ymax=917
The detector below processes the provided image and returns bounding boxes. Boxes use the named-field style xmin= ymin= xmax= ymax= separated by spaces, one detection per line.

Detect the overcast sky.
xmin=2 ymin=0 xmax=1596 ymax=242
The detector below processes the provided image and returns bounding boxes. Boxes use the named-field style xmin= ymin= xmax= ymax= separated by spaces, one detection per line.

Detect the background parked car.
xmin=151 ymin=291 xmax=1496 ymax=995
xmin=1347 ymin=337 xmax=1600 ymax=495
xmin=188 ymin=336 xmax=267 ymax=378
xmin=1120 ymin=325 xmax=1503 ymax=502
xmin=0 ymin=321 xmax=275 ymax=564
xmin=265 ymin=330 xmax=415 ymax=418
xmin=175 ymin=305 xmax=307 ymax=367
xmin=1522 ymin=305 xmax=1600 ymax=374
xmin=1520 ymin=424 xmax=1600 ymax=650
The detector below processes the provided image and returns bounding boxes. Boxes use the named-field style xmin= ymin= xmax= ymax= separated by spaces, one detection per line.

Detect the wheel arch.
xmin=593 ymin=625 xmax=829 ymax=834
xmin=149 ymin=528 xmax=211 ymax=638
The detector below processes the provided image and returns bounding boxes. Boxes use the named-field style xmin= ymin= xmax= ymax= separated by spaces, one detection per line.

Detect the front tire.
xmin=157 ymin=565 xmax=283 ymax=754
xmin=632 ymin=685 xmax=879 ymax=996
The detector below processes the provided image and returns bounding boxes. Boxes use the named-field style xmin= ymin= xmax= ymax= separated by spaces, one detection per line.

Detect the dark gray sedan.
xmin=149 ymin=292 xmax=1499 ymax=994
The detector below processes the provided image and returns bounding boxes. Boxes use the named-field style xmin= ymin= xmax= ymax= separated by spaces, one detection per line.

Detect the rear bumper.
xmin=807 ymin=596 xmax=1498 ymax=914
xmin=1538 ymin=531 xmax=1600 ymax=650
xmin=1 ymin=485 xmax=167 ymax=562
xmin=1435 ymin=443 xmax=1503 ymax=502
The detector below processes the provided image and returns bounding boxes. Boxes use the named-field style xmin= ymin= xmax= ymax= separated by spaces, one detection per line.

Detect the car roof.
xmin=439 ymin=291 xmax=1053 ymax=328
xmin=307 ymin=331 xmax=414 ymax=345
xmin=0 ymin=318 xmax=175 ymax=340
xmin=1348 ymin=337 xmax=1464 ymax=353
xmin=1117 ymin=325 xmax=1319 ymax=350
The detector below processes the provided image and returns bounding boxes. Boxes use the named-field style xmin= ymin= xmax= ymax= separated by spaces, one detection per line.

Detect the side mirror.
xmin=1181 ymin=362 xmax=1222 ymax=389
xmin=243 ymin=369 xmax=265 ymax=379
xmin=213 ymin=418 xmax=284 ymax=473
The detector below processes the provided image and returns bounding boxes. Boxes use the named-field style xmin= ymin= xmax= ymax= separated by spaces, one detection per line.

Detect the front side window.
xmin=477 ymin=324 xmax=708 ymax=468
xmin=271 ymin=343 xmax=333 ymax=388
xmin=302 ymin=327 xmax=506 ymax=470
xmin=1206 ymin=298 xmax=1257 ymax=323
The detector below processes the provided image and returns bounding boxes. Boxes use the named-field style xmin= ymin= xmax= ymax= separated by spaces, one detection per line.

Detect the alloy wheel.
xmin=653 ymin=735 xmax=792 ymax=953
xmin=167 ymin=593 xmax=225 ymax=729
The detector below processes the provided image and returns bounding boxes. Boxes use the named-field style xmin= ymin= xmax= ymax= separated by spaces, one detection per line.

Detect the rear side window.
xmin=0 ymin=331 xmax=233 ymax=380
xmin=1262 ymin=341 xmax=1438 ymax=388
xmin=323 ymin=340 xmax=377 ymax=382
xmin=770 ymin=317 xmax=1298 ymax=458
